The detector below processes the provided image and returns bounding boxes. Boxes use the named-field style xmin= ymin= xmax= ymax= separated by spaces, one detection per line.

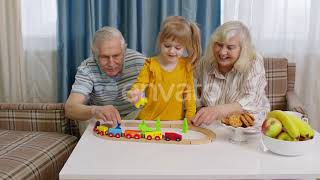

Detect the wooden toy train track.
xmin=93 ymin=120 xmax=216 ymax=145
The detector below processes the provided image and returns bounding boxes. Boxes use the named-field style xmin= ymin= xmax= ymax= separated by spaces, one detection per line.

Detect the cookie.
xmin=228 ymin=115 xmax=243 ymax=127
xmin=246 ymin=113 xmax=255 ymax=121
xmin=243 ymin=113 xmax=254 ymax=126
xmin=222 ymin=117 xmax=230 ymax=125
xmin=240 ymin=115 xmax=251 ymax=127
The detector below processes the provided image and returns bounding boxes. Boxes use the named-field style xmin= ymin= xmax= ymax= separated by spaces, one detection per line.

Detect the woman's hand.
xmin=127 ymin=89 xmax=144 ymax=104
xmin=191 ymin=106 xmax=222 ymax=126
xmin=192 ymin=103 xmax=243 ymax=126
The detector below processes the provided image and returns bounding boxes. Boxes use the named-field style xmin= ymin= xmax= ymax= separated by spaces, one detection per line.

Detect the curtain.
xmin=57 ymin=0 xmax=221 ymax=102
xmin=222 ymin=0 xmax=320 ymax=131
xmin=21 ymin=0 xmax=58 ymax=102
xmin=0 ymin=0 xmax=27 ymax=102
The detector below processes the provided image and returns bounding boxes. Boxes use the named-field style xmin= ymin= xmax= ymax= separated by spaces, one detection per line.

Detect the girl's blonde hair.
xmin=156 ymin=16 xmax=201 ymax=66
xmin=203 ymin=21 xmax=256 ymax=73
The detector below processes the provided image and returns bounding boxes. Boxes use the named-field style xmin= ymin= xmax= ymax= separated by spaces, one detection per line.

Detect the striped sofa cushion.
xmin=264 ymin=57 xmax=295 ymax=110
xmin=0 ymin=130 xmax=77 ymax=180
xmin=0 ymin=103 xmax=79 ymax=137
xmin=288 ymin=62 xmax=296 ymax=91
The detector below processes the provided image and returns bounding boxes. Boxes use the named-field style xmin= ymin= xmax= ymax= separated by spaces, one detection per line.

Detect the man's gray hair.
xmin=91 ymin=26 xmax=127 ymax=58
xmin=202 ymin=21 xmax=256 ymax=73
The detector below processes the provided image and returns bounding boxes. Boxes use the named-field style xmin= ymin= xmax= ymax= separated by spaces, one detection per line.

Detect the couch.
xmin=0 ymin=103 xmax=80 ymax=180
xmin=264 ymin=57 xmax=306 ymax=115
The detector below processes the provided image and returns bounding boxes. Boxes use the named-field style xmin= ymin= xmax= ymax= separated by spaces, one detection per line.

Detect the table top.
xmin=59 ymin=119 xmax=320 ymax=180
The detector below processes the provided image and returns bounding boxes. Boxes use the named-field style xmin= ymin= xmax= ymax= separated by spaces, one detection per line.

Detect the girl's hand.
xmin=127 ymin=89 xmax=144 ymax=104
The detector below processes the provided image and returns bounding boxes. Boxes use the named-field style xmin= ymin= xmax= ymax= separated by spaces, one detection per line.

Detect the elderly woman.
xmin=192 ymin=21 xmax=270 ymax=126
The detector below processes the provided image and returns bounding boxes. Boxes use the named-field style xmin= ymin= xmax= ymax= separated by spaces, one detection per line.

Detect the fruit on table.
xmin=277 ymin=131 xmax=295 ymax=141
xmin=263 ymin=110 xmax=315 ymax=142
xmin=262 ymin=117 xmax=283 ymax=138
xmin=288 ymin=114 xmax=314 ymax=140
xmin=267 ymin=110 xmax=300 ymax=140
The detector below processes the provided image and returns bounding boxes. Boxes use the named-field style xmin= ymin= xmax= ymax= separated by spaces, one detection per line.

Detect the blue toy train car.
xmin=107 ymin=123 xmax=122 ymax=138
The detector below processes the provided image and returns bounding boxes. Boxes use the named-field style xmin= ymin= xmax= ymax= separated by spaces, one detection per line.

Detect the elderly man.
xmin=65 ymin=27 xmax=145 ymax=132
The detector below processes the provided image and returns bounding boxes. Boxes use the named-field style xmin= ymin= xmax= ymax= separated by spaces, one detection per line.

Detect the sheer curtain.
xmin=222 ymin=0 xmax=320 ymax=131
xmin=21 ymin=0 xmax=57 ymax=102
xmin=0 ymin=0 xmax=27 ymax=102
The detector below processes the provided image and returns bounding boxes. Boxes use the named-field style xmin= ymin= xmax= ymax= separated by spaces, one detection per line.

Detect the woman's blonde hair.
xmin=202 ymin=21 xmax=256 ymax=73
xmin=156 ymin=16 xmax=201 ymax=66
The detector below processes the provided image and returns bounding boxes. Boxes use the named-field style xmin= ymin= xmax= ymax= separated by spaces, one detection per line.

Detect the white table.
xmin=59 ymin=120 xmax=320 ymax=180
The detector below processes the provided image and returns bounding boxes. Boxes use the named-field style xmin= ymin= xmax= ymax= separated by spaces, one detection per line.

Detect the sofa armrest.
xmin=286 ymin=91 xmax=307 ymax=117
xmin=0 ymin=103 xmax=80 ymax=137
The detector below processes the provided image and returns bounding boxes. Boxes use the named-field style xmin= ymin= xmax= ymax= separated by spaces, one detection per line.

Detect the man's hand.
xmin=191 ymin=106 xmax=221 ymax=126
xmin=127 ymin=89 xmax=144 ymax=104
xmin=91 ymin=105 xmax=121 ymax=125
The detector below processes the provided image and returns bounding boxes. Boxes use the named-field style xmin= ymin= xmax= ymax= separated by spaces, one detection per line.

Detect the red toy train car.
xmin=164 ymin=132 xmax=182 ymax=141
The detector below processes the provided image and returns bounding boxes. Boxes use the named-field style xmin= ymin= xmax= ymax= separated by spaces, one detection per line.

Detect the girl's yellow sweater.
xmin=131 ymin=57 xmax=196 ymax=120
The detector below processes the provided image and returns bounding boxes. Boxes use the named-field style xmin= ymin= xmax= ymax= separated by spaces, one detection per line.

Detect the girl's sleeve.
xmin=130 ymin=59 xmax=151 ymax=92
xmin=184 ymin=63 xmax=197 ymax=118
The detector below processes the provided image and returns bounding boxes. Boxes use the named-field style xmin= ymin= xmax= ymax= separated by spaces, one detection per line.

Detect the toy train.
xmin=94 ymin=121 xmax=182 ymax=142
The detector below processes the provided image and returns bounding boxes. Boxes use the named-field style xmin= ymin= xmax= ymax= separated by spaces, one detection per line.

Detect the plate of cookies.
xmin=221 ymin=113 xmax=260 ymax=134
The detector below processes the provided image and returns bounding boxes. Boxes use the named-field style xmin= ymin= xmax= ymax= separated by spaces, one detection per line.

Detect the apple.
xmin=261 ymin=117 xmax=283 ymax=138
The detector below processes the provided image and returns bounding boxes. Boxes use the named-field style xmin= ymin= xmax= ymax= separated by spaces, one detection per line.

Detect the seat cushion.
xmin=264 ymin=58 xmax=288 ymax=110
xmin=0 ymin=103 xmax=80 ymax=137
xmin=0 ymin=130 xmax=77 ymax=180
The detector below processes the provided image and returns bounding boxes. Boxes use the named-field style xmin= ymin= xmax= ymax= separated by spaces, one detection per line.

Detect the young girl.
xmin=127 ymin=16 xmax=201 ymax=120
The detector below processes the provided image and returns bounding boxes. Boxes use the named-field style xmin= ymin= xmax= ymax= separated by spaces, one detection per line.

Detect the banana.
xmin=277 ymin=131 xmax=295 ymax=141
xmin=288 ymin=114 xmax=314 ymax=140
xmin=267 ymin=110 xmax=300 ymax=140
